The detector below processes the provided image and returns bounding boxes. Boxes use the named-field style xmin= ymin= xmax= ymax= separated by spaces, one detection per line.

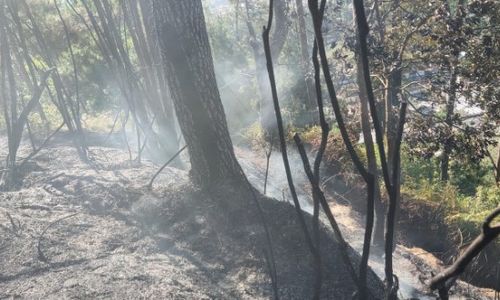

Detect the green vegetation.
xmin=402 ymin=149 xmax=499 ymax=239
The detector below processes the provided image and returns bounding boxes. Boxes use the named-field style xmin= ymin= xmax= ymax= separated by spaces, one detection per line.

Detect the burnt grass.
xmin=0 ymin=142 xmax=385 ymax=299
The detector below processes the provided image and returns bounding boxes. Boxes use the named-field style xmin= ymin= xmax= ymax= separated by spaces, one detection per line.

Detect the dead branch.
xmin=263 ymin=141 xmax=273 ymax=195
xmin=37 ymin=213 xmax=79 ymax=262
xmin=263 ymin=1 xmax=320 ymax=298
xmin=294 ymin=135 xmax=364 ymax=294
xmin=3 ymin=211 xmax=20 ymax=236
xmin=309 ymin=0 xmax=377 ymax=297
xmin=19 ymin=122 xmax=65 ymax=170
xmin=147 ymin=145 xmax=187 ymax=189
xmin=429 ymin=206 xmax=500 ymax=296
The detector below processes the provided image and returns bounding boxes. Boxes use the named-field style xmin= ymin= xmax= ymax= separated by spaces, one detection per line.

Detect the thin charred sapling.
xmin=263 ymin=1 xmax=321 ymax=298
xmin=352 ymin=0 xmax=408 ymax=298
xmin=308 ymin=0 xmax=378 ymax=298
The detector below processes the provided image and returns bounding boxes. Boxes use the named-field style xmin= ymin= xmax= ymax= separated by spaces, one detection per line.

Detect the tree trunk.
xmin=244 ymin=0 xmax=289 ymax=135
xmin=495 ymin=143 xmax=500 ymax=184
xmin=440 ymin=68 xmax=457 ymax=182
xmin=357 ymin=59 xmax=385 ymax=247
xmin=295 ymin=0 xmax=316 ymax=110
xmin=153 ymin=0 xmax=245 ymax=187
xmin=385 ymin=61 xmax=402 ymax=170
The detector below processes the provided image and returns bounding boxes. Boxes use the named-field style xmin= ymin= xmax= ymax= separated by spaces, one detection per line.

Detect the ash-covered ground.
xmin=0 ymin=137 xmax=496 ymax=299
xmin=0 ymin=138 xmax=384 ymax=299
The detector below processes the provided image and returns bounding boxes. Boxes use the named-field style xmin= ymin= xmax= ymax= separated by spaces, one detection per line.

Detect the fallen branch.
xmin=18 ymin=122 xmax=65 ymax=170
xmin=38 ymin=212 xmax=79 ymax=262
xmin=147 ymin=145 xmax=187 ymax=189
xmin=104 ymin=108 xmax=123 ymax=143
xmin=2 ymin=211 xmax=20 ymax=236
xmin=429 ymin=206 xmax=500 ymax=296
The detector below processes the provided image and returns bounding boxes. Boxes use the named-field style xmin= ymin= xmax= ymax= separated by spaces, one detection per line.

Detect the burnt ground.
xmin=0 ymin=139 xmax=386 ymax=299
xmin=236 ymin=147 xmax=498 ymax=300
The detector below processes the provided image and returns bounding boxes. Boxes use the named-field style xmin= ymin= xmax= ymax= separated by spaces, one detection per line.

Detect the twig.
xmin=37 ymin=212 xmax=79 ymax=262
xmin=263 ymin=141 xmax=273 ymax=195
xmin=4 ymin=211 xmax=19 ymax=236
xmin=18 ymin=122 xmax=65 ymax=170
xmin=147 ymin=145 xmax=187 ymax=189
xmin=242 ymin=175 xmax=279 ymax=300
xmin=104 ymin=108 xmax=123 ymax=143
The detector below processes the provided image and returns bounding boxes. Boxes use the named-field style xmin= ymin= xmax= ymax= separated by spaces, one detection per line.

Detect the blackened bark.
xmin=153 ymin=0 xmax=245 ymax=187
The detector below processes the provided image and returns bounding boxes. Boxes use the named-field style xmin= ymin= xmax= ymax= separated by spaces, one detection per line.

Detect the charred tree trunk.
xmin=153 ymin=0 xmax=245 ymax=187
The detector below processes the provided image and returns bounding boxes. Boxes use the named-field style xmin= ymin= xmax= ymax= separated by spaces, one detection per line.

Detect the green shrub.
xmin=240 ymin=122 xmax=269 ymax=150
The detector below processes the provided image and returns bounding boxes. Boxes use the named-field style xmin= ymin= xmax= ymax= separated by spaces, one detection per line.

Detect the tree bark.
xmin=295 ymin=0 xmax=317 ymax=110
xmin=440 ymin=67 xmax=457 ymax=182
xmin=244 ymin=0 xmax=289 ymax=135
xmin=495 ymin=144 xmax=500 ymax=184
xmin=385 ymin=62 xmax=402 ymax=169
xmin=153 ymin=0 xmax=245 ymax=187
xmin=357 ymin=58 xmax=385 ymax=247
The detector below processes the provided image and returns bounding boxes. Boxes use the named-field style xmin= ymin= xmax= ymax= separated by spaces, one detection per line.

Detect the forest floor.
xmin=0 ymin=135 xmax=497 ymax=299
xmin=236 ymin=147 xmax=498 ymax=300
xmin=0 ymin=136 xmax=384 ymax=299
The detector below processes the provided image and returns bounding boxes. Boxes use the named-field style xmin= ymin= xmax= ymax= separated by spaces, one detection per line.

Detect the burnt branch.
xmin=263 ymin=0 xmax=319 ymax=298
xmin=147 ymin=145 xmax=187 ymax=190
xmin=19 ymin=122 xmax=65 ymax=170
xmin=308 ymin=0 xmax=377 ymax=297
xmin=429 ymin=206 xmax=500 ymax=295
xmin=294 ymin=134 xmax=363 ymax=293
xmin=308 ymin=0 xmax=370 ymax=182
xmin=353 ymin=1 xmax=409 ymax=297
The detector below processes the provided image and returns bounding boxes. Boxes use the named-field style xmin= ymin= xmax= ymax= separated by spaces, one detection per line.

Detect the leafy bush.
xmin=240 ymin=122 xmax=269 ymax=150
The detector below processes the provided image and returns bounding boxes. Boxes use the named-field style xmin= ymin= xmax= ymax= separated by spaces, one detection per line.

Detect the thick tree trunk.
xmin=153 ymin=0 xmax=245 ymax=187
